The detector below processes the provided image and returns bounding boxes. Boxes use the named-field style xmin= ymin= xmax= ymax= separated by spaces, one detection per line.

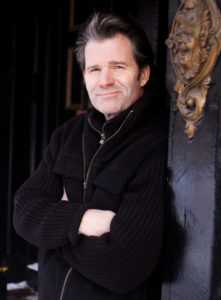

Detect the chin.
xmin=99 ymin=106 xmax=121 ymax=115
xmin=101 ymin=108 xmax=122 ymax=120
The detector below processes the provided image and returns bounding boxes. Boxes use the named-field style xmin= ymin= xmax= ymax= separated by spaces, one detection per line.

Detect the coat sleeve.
xmin=13 ymin=126 xmax=93 ymax=249
xmin=62 ymin=148 xmax=167 ymax=293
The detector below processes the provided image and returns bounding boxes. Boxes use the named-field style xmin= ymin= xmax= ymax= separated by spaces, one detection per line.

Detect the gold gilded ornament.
xmin=166 ymin=0 xmax=221 ymax=138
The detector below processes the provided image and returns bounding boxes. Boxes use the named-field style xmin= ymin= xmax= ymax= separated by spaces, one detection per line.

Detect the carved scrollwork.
xmin=166 ymin=0 xmax=221 ymax=138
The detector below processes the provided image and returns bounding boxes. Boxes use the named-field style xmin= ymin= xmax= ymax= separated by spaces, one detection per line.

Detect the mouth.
xmin=96 ymin=91 xmax=120 ymax=97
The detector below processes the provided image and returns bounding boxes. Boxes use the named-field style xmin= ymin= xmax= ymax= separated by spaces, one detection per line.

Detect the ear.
xmin=139 ymin=65 xmax=150 ymax=87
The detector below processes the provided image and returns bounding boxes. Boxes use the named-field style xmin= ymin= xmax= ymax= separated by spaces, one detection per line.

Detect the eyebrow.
xmin=109 ymin=61 xmax=128 ymax=66
xmin=86 ymin=61 xmax=129 ymax=72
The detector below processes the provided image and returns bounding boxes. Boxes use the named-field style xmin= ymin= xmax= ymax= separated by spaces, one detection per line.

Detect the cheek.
xmin=85 ymin=80 xmax=96 ymax=94
xmin=117 ymin=74 xmax=136 ymax=90
xmin=125 ymin=78 xmax=139 ymax=93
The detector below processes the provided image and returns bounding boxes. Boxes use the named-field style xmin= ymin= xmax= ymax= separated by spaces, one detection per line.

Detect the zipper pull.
xmin=99 ymin=133 xmax=105 ymax=144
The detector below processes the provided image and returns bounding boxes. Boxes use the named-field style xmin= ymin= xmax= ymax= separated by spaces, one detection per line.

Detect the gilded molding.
xmin=166 ymin=0 xmax=221 ymax=138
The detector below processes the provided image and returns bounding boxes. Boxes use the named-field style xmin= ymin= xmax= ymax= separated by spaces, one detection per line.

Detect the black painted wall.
xmin=161 ymin=0 xmax=221 ymax=299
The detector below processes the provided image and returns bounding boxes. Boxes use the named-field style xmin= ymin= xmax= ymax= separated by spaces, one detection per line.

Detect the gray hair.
xmin=75 ymin=12 xmax=154 ymax=73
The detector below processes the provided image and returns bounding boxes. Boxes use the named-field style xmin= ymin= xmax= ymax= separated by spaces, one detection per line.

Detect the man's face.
xmin=83 ymin=34 xmax=150 ymax=120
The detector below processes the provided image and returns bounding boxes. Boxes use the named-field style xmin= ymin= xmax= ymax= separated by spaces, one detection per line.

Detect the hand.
xmin=78 ymin=209 xmax=116 ymax=237
xmin=61 ymin=187 xmax=68 ymax=201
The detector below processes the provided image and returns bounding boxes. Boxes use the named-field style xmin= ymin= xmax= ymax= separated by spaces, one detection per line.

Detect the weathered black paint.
xmin=161 ymin=0 xmax=221 ymax=299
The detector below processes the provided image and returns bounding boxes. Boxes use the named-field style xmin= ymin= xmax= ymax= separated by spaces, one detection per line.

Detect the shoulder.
xmin=44 ymin=113 xmax=87 ymax=161
xmin=62 ymin=112 xmax=86 ymax=131
xmin=133 ymin=120 xmax=168 ymax=179
xmin=132 ymin=118 xmax=168 ymax=158
xmin=50 ymin=112 xmax=87 ymax=145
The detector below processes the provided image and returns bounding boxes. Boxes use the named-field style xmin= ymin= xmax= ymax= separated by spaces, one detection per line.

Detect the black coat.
xmin=13 ymin=93 xmax=168 ymax=300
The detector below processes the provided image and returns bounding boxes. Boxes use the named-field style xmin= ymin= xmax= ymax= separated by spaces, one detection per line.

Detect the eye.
xmin=88 ymin=67 xmax=100 ymax=73
xmin=89 ymin=67 xmax=100 ymax=73
xmin=114 ymin=65 xmax=124 ymax=70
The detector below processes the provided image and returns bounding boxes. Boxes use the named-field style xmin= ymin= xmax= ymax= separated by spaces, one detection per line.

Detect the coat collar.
xmin=87 ymin=85 xmax=154 ymax=140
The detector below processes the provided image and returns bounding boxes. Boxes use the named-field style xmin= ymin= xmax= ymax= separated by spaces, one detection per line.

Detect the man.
xmin=13 ymin=12 xmax=167 ymax=300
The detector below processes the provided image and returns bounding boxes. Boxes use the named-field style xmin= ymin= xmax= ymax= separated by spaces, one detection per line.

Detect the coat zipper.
xmin=59 ymin=267 xmax=72 ymax=300
xmin=82 ymin=109 xmax=134 ymax=198
xmin=88 ymin=117 xmax=106 ymax=145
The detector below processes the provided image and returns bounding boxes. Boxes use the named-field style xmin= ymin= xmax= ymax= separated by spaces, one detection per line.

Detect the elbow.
xmin=103 ymin=273 xmax=151 ymax=294
xmin=100 ymin=263 xmax=159 ymax=294
xmin=108 ymin=254 xmax=161 ymax=294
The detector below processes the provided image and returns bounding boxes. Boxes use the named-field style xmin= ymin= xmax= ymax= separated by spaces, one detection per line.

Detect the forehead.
xmin=84 ymin=34 xmax=136 ymax=67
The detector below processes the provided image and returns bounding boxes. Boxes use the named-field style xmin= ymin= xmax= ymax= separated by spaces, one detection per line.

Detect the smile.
xmin=96 ymin=91 xmax=120 ymax=97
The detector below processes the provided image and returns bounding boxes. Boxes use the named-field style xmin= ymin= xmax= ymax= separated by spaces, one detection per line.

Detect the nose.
xmin=99 ymin=69 xmax=114 ymax=87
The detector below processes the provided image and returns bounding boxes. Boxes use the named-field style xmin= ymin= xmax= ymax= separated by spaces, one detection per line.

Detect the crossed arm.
xmin=61 ymin=188 xmax=116 ymax=237
xmin=14 ymin=152 xmax=165 ymax=293
xmin=13 ymin=127 xmax=166 ymax=293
